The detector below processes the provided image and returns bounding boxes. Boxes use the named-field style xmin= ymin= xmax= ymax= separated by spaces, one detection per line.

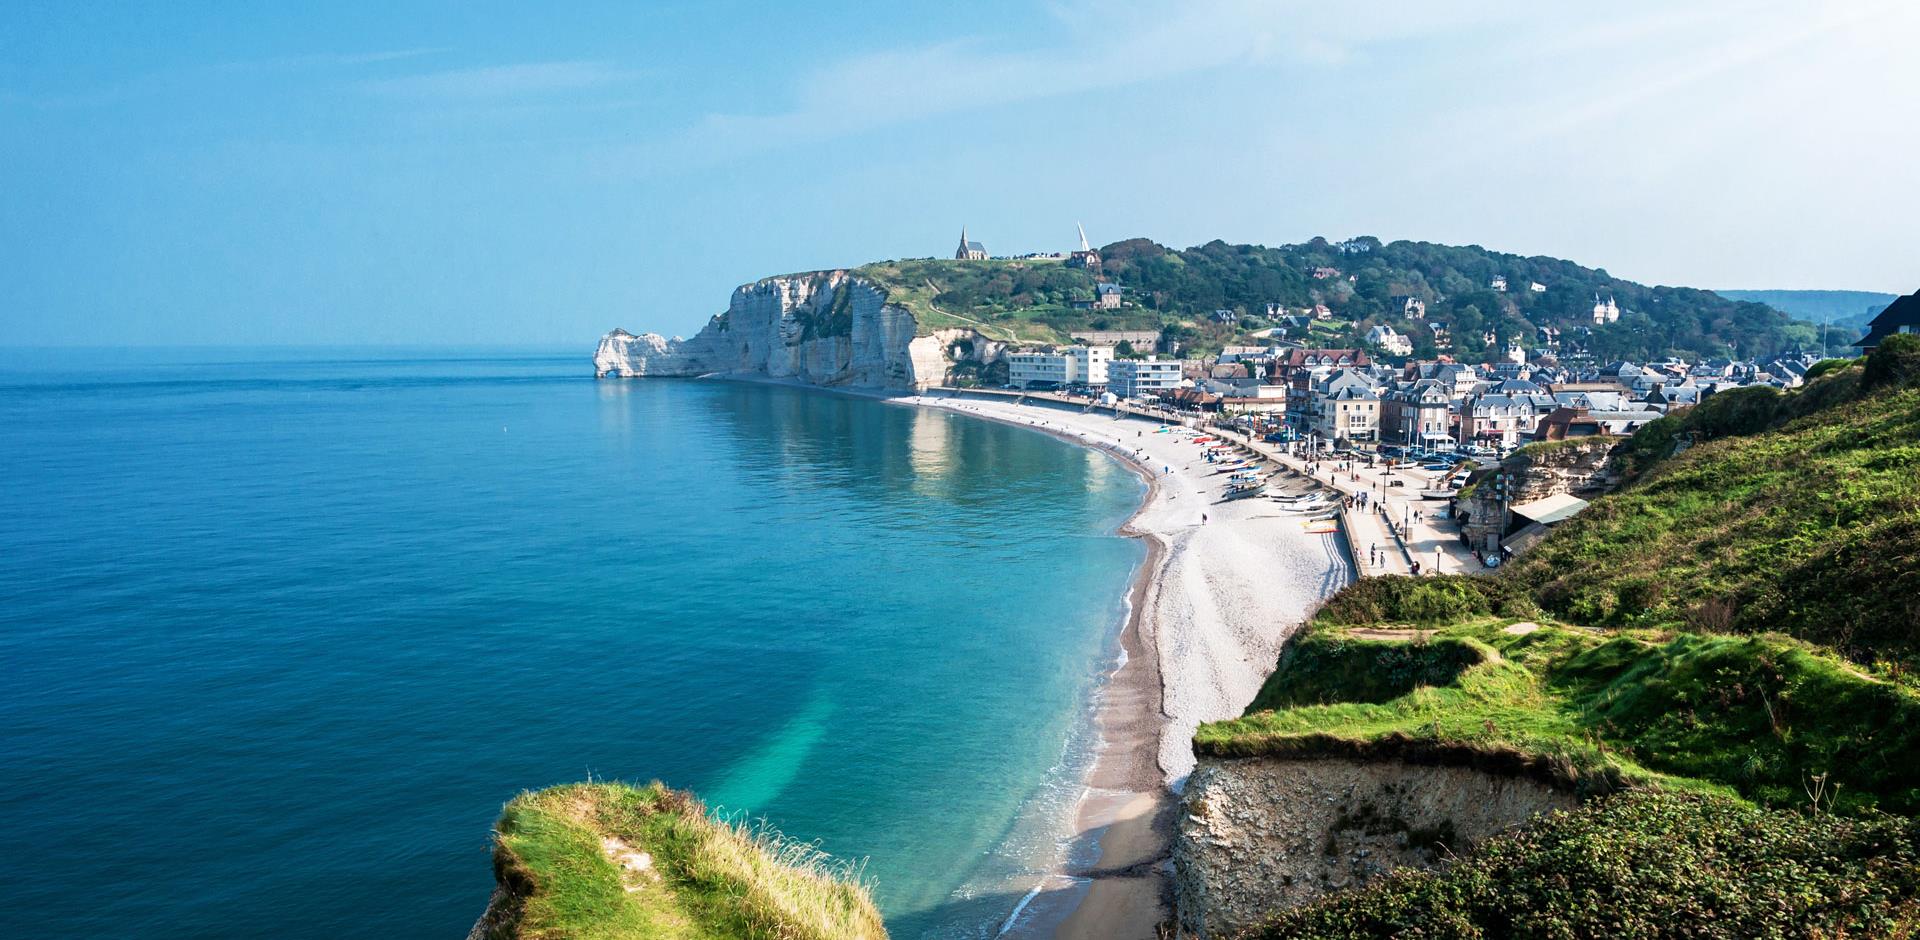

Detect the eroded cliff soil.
xmin=1173 ymin=756 xmax=1578 ymax=937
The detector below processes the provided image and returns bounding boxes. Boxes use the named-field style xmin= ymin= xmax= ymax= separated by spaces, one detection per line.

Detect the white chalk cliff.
xmin=595 ymin=270 xmax=996 ymax=391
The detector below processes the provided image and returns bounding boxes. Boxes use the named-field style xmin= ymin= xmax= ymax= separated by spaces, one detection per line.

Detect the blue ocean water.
xmin=0 ymin=349 xmax=1145 ymax=939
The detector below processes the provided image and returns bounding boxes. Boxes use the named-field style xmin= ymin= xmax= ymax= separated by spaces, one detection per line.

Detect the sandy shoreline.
xmin=700 ymin=374 xmax=1352 ymax=936
xmin=883 ymin=388 xmax=1354 ymax=939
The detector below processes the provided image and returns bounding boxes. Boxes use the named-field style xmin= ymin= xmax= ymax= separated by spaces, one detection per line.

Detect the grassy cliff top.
xmin=1199 ymin=619 xmax=1920 ymax=813
xmin=848 ymin=258 xmax=1157 ymax=343
xmin=475 ymin=782 xmax=885 ymax=940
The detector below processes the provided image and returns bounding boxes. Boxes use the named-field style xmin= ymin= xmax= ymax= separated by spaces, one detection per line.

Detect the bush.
xmin=1247 ymin=790 xmax=1920 ymax=939
xmin=1247 ymin=630 xmax=1488 ymax=712
xmin=1805 ymin=356 xmax=1858 ymax=380
xmin=1315 ymin=576 xmax=1532 ymax=626
xmin=1686 ymin=385 xmax=1781 ymax=439
xmin=1864 ymin=333 xmax=1920 ymax=392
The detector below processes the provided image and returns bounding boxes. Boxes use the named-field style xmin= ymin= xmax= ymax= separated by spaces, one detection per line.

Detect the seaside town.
xmin=955 ymin=228 xmax=1920 ymax=578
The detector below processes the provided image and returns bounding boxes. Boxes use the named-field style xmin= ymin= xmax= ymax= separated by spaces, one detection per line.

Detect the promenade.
xmin=1204 ymin=425 xmax=1482 ymax=577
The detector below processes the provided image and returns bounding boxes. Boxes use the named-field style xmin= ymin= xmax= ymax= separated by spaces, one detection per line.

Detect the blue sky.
xmin=3 ymin=0 xmax=1916 ymax=346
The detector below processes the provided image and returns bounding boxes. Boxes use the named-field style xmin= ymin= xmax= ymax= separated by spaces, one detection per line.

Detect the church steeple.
xmin=955 ymin=226 xmax=985 ymax=260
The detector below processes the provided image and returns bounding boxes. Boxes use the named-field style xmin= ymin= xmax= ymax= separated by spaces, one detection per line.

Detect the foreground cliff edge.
xmin=468 ymin=782 xmax=886 ymax=940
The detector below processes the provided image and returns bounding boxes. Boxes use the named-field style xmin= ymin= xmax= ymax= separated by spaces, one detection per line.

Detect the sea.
xmin=0 ymin=348 xmax=1147 ymax=939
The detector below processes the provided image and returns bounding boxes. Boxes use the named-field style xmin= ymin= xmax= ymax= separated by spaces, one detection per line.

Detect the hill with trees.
xmin=839 ymin=237 xmax=1829 ymax=362
xmin=1715 ymin=289 xmax=1898 ymax=327
xmin=1094 ymin=236 xmax=1823 ymax=361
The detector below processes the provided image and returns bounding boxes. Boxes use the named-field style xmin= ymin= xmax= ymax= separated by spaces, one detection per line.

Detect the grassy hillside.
xmin=850 ymin=258 xmax=1125 ymax=344
xmin=1512 ymin=337 xmax=1920 ymax=669
xmin=1199 ymin=338 xmax=1920 ymax=936
xmin=474 ymin=782 xmax=885 ymax=940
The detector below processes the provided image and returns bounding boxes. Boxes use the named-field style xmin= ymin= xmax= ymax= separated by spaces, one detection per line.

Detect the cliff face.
xmin=1173 ymin=756 xmax=1577 ymax=938
xmin=594 ymin=271 xmax=995 ymax=391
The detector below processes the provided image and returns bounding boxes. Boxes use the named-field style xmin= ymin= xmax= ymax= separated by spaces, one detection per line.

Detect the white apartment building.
xmin=1068 ymin=345 xmax=1112 ymax=386
xmin=1007 ymin=345 xmax=1113 ymax=389
xmin=1008 ymin=352 xmax=1071 ymax=389
xmin=1109 ymin=357 xmax=1183 ymax=399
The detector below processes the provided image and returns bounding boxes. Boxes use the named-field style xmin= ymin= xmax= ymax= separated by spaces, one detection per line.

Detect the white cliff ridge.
xmin=594 ymin=270 xmax=997 ymax=391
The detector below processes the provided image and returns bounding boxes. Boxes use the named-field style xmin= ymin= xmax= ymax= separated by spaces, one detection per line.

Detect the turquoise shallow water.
xmin=0 ymin=349 xmax=1144 ymax=938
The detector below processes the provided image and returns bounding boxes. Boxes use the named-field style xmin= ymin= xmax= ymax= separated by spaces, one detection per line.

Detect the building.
xmin=1592 ymin=294 xmax=1621 ymax=324
xmin=1855 ymin=290 xmax=1920 ymax=349
xmin=1490 ymin=275 xmax=1509 ymax=292
xmin=1066 ymin=223 xmax=1102 ymax=272
xmin=954 ymin=227 xmax=987 ymax=261
xmin=1505 ymin=338 xmax=1527 ymax=364
xmin=1006 ymin=351 xmax=1071 ymax=389
xmin=1402 ymin=297 xmax=1428 ymax=319
xmin=1366 ymin=324 xmax=1414 ymax=357
xmin=1068 ymin=345 xmax=1112 ymax=386
xmin=1109 ymin=357 xmax=1183 ymax=399
xmin=1530 ymin=281 xmax=1548 ymax=293
xmin=1381 ymin=380 xmax=1454 ymax=449
xmin=1312 ymin=267 xmax=1341 ymax=280
xmin=1007 ymin=345 xmax=1112 ymax=389
xmin=1313 ymin=382 xmax=1381 ymax=442
xmin=1460 ymin=393 xmax=1538 ymax=447
xmin=1095 ymin=282 xmax=1123 ymax=310
xmin=1270 ymin=348 xmax=1373 ymax=381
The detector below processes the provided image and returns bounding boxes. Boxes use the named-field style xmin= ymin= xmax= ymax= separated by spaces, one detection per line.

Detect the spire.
xmin=1076 ymin=222 xmax=1090 ymax=252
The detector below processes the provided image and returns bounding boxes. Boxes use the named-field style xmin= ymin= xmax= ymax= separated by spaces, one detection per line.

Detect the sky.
xmin=3 ymin=0 xmax=1916 ymax=346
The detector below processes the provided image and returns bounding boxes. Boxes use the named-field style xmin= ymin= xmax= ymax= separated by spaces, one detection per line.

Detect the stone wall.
xmin=1173 ymin=756 xmax=1578 ymax=938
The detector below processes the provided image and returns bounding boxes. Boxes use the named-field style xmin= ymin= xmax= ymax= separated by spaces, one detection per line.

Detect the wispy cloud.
xmin=616 ymin=0 xmax=1521 ymax=169
xmin=361 ymin=61 xmax=644 ymax=101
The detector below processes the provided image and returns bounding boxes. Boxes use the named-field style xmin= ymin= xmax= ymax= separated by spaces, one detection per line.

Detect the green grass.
xmin=1511 ymin=381 xmax=1920 ymax=667
xmin=1243 ymin=628 xmax=1491 ymax=712
xmin=1205 ymin=622 xmax=1920 ymax=813
xmin=848 ymin=258 xmax=1160 ymax=343
xmin=477 ymin=782 xmax=886 ymax=940
xmin=1245 ymin=789 xmax=1920 ymax=940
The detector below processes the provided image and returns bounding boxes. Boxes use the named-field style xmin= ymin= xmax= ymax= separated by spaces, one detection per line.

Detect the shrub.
xmin=1247 ymin=630 xmax=1488 ymax=712
xmin=1686 ymin=385 xmax=1781 ymax=439
xmin=1864 ymin=332 xmax=1920 ymax=392
xmin=1315 ymin=576 xmax=1530 ymax=626
xmin=1247 ymin=790 xmax=1920 ymax=939
xmin=1804 ymin=356 xmax=1858 ymax=380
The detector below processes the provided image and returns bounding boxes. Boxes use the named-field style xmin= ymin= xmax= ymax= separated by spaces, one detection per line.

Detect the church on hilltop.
xmin=954 ymin=228 xmax=987 ymax=261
